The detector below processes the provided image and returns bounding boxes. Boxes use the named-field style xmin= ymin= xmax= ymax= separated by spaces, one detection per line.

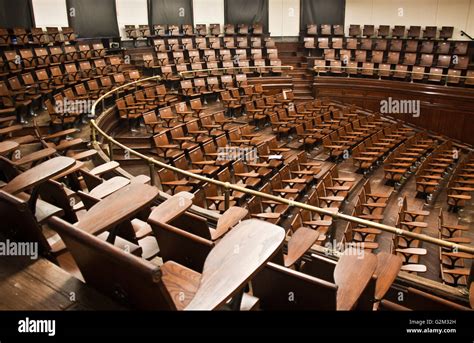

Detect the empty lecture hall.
xmin=0 ymin=0 xmax=473 ymax=338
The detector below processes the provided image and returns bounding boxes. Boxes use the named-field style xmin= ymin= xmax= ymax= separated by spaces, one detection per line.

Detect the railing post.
xmin=90 ymin=121 xmax=97 ymax=145
xmin=149 ymin=162 xmax=156 ymax=186
xmin=224 ymin=182 xmax=230 ymax=210
xmin=108 ymin=141 xmax=114 ymax=161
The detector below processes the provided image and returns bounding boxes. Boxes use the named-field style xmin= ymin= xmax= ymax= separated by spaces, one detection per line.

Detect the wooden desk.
xmin=185 ymin=219 xmax=285 ymax=310
xmin=12 ymin=147 xmax=57 ymax=166
xmin=148 ymin=192 xmax=194 ymax=224
xmin=334 ymin=252 xmax=378 ymax=310
xmin=3 ymin=156 xmax=75 ymax=195
xmin=89 ymin=176 xmax=130 ymax=199
xmin=77 ymin=183 xmax=159 ymax=235
xmin=374 ymin=252 xmax=402 ymax=301
xmin=0 ymin=140 xmax=19 ymax=156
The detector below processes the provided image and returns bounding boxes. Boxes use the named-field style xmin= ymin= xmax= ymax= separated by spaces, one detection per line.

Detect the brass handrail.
xmin=179 ymin=65 xmax=293 ymax=78
xmin=89 ymin=73 xmax=474 ymax=255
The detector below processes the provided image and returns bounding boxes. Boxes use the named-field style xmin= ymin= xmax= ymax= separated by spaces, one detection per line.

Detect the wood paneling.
xmin=313 ymin=77 xmax=474 ymax=145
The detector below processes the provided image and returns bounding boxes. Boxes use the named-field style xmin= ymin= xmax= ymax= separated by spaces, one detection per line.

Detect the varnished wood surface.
xmin=148 ymin=192 xmax=194 ymax=224
xmin=77 ymin=183 xmax=159 ymax=235
xmin=212 ymin=206 xmax=249 ymax=240
xmin=3 ymin=156 xmax=75 ymax=194
xmin=334 ymin=252 xmax=378 ymax=310
xmin=470 ymin=283 xmax=473 ymax=309
xmin=284 ymin=227 xmax=320 ymax=267
xmin=185 ymin=219 xmax=285 ymax=310
xmin=0 ymin=141 xmax=19 ymax=156
xmin=161 ymin=260 xmax=201 ymax=310
xmin=0 ymin=255 xmax=123 ymax=310
xmin=12 ymin=147 xmax=56 ymax=166
xmin=89 ymin=176 xmax=130 ymax=199
xmin=374 ymin=252 xmax=402 ymax=300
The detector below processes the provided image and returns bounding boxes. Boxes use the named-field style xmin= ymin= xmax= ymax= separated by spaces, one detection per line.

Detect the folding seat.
xmin=209 ymin=37 xmax=221 ymax=49
xmin=78 ymin=43 xmax=93 ymax=60
xmin=169 ymin=25 xmax=180 ymax=36
xmin=30 ymin=27 xmax=49 ymax=45
xmin=195 ymin=37 xmax=207 ymax=50
xmin=437 ymin=55 xmax=451 ymax=69
xmin=153 ymin=132 xmax=184 ymax=161
xmin=389 ymin=39 xmax=402 ymax=52
xmin=403 ymin=53 xmax=416 ymax=66
xmin=320 ymin=24 xmax=331 ymax=36
xmin=371 ymin=51 xmax=384 ymax=64
xmin=419 ymin=54 xmax=434 ymax=67
xmin=422 ymin=26 xmax=437 ymax=39
xmin=332 ymin=37 xmax=343 ymax=49
xmin=349 ymin=25 xmax=361 ymax=37
xmin=363 ymin=25 xmax=375 ymax=37
xmin=387 ymin=52 xmax=399 ymax=65
xmin=252 ymin=23 xmax=263 ymax=35
xmin=448 ymin=55 xmax=468 ymax=71
xmin=361 ymin=62 xmax=375 ymax=77
xmin=207 ymin=24 xmax=219 ymax=36
xmin=405 ymin=40 xmax=418 ymax=53
xmin=346 ymin=38 xmax=357 ymax=50
xmin=13 ymin=27 xmax=29 ymax=45
xmin=453 ymin=41 xmax=468 ymax=55
xmin=237 ymin=37 xmax=248 ymax=49
xmin=33 ymin=47 xmax=50 ymax=67
xmin=360 ymin=38 xmax=372 ymax=50
xmin=333 ymin=25 xmax=344 ymax=36
xmin=425 ymin=67 xmax=443 ymax=83
xmin=64 ymin=45 xmax=79 ymax=62
xmin=378 ymin=63 xmax=392 ymax=78
xmin=374 ymin=39 xmax=387 ymax=51
xmin=393 ymin=64 xmax=408 ymax=80
xmin=392 ymin=26 xmax=405 ymax=38
xmin=46 ymin=46 xmax=65 ymax=65
xmin=318 ymin=37 xmax=329 ymax=49
xmin=19 ymin=48 xmax=36 ymax=70
xmin=420 ymin=41 xmax=434 ymax=54
xmin=407 ymin=26 xmax=421 ymax=39
xmin=152 ymin=24 xmax=165 ymax=36
xmin=355 ymin=50 xmax=367 ymax=62
xmin=439 ymin=26 xmax=454 ymax=39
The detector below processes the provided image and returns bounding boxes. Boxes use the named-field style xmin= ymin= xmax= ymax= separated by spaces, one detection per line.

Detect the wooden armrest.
xmin=89 ymin=161 xmax=120 ymax=176
xmin=148 ymin=192 xmax=194 ymax=224
xmin=284 ymin=227 xmax=320 ymax=267
xmin=211 ymin=207 xmax=249 ymax=240
xmin=251 ymin=212 xmax=281 ymax=219
xmin=185 ymin=219 xmax=285 ymax=310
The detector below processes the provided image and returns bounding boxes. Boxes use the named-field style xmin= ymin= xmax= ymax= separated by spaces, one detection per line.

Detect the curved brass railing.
xmin=312 ymin=65 xmax=474 ymax=86
xmin=179 ymin=65 xmax=293 ymax=78
xmin=89 ymin=73 xmax=474 ymax=255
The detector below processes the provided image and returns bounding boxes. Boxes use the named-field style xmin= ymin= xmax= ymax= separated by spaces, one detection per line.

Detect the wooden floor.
xmin=0 ymin=252 xmax=123 ymax=310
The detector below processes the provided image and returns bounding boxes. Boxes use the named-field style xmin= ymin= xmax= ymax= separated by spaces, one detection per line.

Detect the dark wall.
xmin=66 ymin=0 xmax=119 ymax=38
xmin=300 ymin=0 xmax=345 ymax=29
xmin=224 ymin=0 xmax=269 ymax=33
xmin=149 ymin=0 xmax=193 ymax=25
xmin=0 ymin=0 xmax=34 ymax=28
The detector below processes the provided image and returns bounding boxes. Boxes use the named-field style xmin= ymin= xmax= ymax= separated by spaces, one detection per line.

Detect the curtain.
xmin=300 ymin=0 xmax=345 ymax=29
xmin=66 ymin=0 xmax=119 ymax=38
xmin=0 ymin=0 xmax=34 ymax=28
xmin=224 ymin=0 xmax=268 ymax=33
xmin=149 ymin=0 xmax=193 ymax=26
